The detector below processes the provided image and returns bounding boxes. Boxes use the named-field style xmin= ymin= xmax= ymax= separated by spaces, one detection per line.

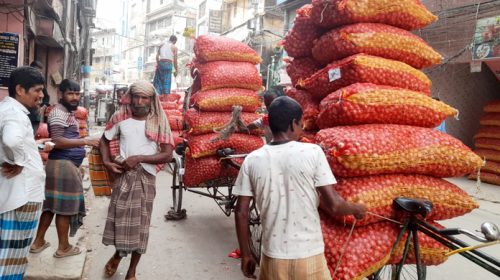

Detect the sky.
xmin=95 ymin=0 xmax=124 ymax=30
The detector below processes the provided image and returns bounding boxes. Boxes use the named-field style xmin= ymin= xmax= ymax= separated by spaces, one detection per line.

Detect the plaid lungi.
xmin=153 ymin=60 xmax=173 ymax=95
xmin=43 ymin=159 xmax=86 ymax=237
xmin=0 ymin=202 xmax=42 ymax=280
xmin=260 ymin=253 xmax=332 ymax=280
xmin=102 ymin=166 xmax=156 ymax=256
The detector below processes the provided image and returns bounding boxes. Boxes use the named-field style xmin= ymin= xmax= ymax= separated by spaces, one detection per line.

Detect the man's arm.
xmin=235 ymin=195 xmax=257 ymax=279
xmin=121 ymin=143 xmax=173 ymax=171
xmin=317 ymin=185 xmax=366 ymax=219
xmin=100 ymin=136 xmax=123 ymax=175
xmin=51 ymin=135 xmax=99 ymax=149
xmin=2 ymin=116 xmax=27 ymax=166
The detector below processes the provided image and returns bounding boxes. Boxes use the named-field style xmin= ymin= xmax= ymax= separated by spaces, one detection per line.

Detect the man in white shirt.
xmin=99 ymin=81 xmax=174 ymax=280
xmin=153 ymin=35 xmax=178 ymax=95
xmin=234 ymin=96 xmax=366 ymax=280
xmin=0 ymin=66 xmax=46 ymax=280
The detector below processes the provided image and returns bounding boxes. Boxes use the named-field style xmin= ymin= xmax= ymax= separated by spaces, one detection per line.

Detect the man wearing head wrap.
xmin=99 ymin=81 xmax=174 ymax=280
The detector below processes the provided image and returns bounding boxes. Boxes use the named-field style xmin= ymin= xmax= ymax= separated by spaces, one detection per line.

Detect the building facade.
xmin=143 ymin=0 xmax=196 ymax=89
xmin=91 ymin=28 xmax=123 ymax=86
xmin=221 ymin=0 xmax=283 ymax=87
xmin=0 ymin=0 xmax=95 ymax=103
xmin=123 ymin=0 xmax=148 ymax=83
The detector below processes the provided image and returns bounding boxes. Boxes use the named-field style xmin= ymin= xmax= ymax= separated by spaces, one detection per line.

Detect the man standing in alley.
xmin=153 ymin=35 xmax=178 ymax=95
xmin=234 ymin=96 xmax=366 ymax=280
xmin=99 ymin=81 xmax=173 ymax=280
xmin=0 ymin=67 xmax=46 ymax=279
xmin=30 ymin=79 xmax=99 ymax=258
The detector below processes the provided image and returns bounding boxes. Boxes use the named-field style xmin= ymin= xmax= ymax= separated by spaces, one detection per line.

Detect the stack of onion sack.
xmin=160 ymin=92 xmax=186 ymax=146
xmin=75 ymin=106 xmax=89 ymax=138
xmin=469 ymin=100 xmax=500 ymax=186
xmin=183 ymin=35 xmax=264 ymax=187
xmin=275 ymin=1 xmax=486 ymax=278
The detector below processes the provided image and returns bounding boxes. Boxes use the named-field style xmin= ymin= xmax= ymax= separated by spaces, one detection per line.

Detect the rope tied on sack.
xmin=212 ymin=106 xmax=249 ymax=142
xmin=332 ymin=212 xmax=401 ymax=279
xmin=319 ymin=1 xmax=330 ymax=24
xmin=332 ymin=220 xmax=356 ymax=279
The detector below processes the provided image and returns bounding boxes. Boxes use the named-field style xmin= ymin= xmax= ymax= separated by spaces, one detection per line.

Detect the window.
xmin=164 ymin=16 xmax=172 ymax=27
xmin=199 ymin=1 xmax=206 ymax=19
xmin=149 ymin=21 xmax=157 ymax=32
xmin=130 ymin=26 xmax=136 ymax=37
xmin=186 ymin=18 xmax=195 ymax=28
xmin=233 ymin=3 xmax=237 ymax=18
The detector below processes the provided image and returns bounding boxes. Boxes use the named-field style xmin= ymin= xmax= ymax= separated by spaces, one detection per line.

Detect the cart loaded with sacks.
xmin=163 ymin=35 xmax=266 ymax=261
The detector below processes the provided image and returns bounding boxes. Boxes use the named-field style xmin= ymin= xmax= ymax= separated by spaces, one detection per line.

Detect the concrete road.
xmin=80 ymin=171 xmax=500 ymax=280
xmin=81 ymin=170 xmax=249 ymax=280
xmin=426 ymin=178 xmax=500 ymax=280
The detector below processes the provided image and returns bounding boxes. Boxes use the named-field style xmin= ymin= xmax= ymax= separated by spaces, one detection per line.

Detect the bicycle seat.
xmin=175 ymin=140 xmax=188 ymax=156
xmin=216 ymin=147 xmax=235 ymax=158
xmin=393 ymin=197 xmax=433 ymax=217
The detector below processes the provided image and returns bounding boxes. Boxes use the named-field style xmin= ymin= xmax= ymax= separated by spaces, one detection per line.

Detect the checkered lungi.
xmin=259 ymin=253 xmax=332 ymax=280
xmin=0 ymin=202 xmax=42 ymax=280
xmin=102 ymin=166 xmax=156 ymax=256
xmin=153 ymin=60 xmax=173 ymax=95
xmin=43 ymin=159 xmax=85 ymax=237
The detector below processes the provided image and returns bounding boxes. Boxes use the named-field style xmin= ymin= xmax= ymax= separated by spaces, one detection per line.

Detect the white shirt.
xmin=233 ymin=141 xmax=336 ymax=259
xmin=0 ymin=97 xmax=45 ymax=214
xmin=159 ymin=41 xmax=174 ymax=60
xmin=104 ymin=118 xmax=158 ymax=176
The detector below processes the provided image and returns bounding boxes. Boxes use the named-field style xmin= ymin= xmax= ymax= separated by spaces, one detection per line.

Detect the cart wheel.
xmin=248 ymin=200 xmax=262 ymax=263
xmin=165 ymin=157 xmax=186 ymax=221
xmin=369 ymin=264 xmax=427 ymax=280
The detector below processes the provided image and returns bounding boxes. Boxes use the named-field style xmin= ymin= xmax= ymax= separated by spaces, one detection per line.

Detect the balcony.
xmin=80 ymin=0 xmax=97 ymax=17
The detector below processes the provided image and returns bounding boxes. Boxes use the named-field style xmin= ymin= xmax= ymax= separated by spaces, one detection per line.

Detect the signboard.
xmin=277 ymin=0 xmax=291 ymax=5
xmin=137 ymin=56 xmax=143 ymax=70
xmin=0 ymin=33 xmax=19 ymax=88
xmin=208 ymin=10 xmax=223 ymax=34
xmin=472 ymin=15 xmax=500 ymax=60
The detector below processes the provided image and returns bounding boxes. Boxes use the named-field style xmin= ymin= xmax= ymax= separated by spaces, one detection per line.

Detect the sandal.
xmin=104 ymin=255 xmax=121 ymax=278
xmin=30 ymin=241 xmax=51 ymax=253
xmin=53 ymin=245 xmax=82 ymax=258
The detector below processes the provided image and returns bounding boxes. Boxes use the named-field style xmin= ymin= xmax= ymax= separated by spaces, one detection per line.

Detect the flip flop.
xmin=30 ymin=242 xmax=51 ymax=253
xmin=53 ymin=245 xmax=82 ymax=258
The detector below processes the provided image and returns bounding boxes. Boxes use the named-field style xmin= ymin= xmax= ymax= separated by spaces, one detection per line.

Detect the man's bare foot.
xmin=104 ymin=254 xmax=122 ymax=277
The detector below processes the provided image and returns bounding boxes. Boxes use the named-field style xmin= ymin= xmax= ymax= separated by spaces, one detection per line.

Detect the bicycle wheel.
xmin=370 ymin=264 xmax=426 ymax=280
xmin=248 ymin=200 xmax=262 ymax=263
xmin=165 ymin=158 xmax=186 ymax=220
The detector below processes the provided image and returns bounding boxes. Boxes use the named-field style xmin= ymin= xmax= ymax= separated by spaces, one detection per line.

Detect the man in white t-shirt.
xmin=233 ymin=96 xmax=366 ymax=280
xmin=99 ymin=81 xmax=174 ymax=280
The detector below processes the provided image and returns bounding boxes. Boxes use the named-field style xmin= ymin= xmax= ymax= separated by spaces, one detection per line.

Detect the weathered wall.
xmin=427 ymin=64 xmax=500 ymax=148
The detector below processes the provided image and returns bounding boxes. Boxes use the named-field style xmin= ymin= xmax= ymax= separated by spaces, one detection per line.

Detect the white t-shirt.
xmin=159 ymin=41 xmax=174 ymax=60
xmin=233 ymin=141 xmax=336 ymax=259
xmin=104 ymin=118 xmax=158 ymax=176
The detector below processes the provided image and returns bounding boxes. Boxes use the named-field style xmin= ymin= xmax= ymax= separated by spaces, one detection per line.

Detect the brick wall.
xmin=427 ymin=63 xmax=500 ymax=148
xmin=420 ymin=0 xmax=500 ymax=63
